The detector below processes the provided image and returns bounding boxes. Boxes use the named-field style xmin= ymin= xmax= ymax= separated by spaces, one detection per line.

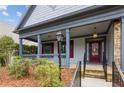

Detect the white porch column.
xmin=121 ymin=17 xmax=124 ymax=70
xmin=19 ymin=38 xmax=23 ymax=56
xmin=66 ymin=28 xmax=70 ymax=67
xmin=37 ymin=34 xmax=42 ymax=58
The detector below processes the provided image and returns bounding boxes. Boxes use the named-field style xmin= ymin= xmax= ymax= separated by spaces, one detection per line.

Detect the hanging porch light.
xmin=93 ymin=32 xmax=98 ymax=38
xmin=93 ymin=27 xmax=98 ymax=38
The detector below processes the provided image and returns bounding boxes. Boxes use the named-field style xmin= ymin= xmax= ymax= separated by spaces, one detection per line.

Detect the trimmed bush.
xmin=0 ymin=36 xmax=15 ymax=65
xmin=33 ymin=58 xmax=49 ymax=65
xmin=34 ymin=59 xmax=63 ymax=87
xmin=8 ymin=57 xmax=63 ymax=86
xmin=8 ymin=56 xmax=30 ymax=79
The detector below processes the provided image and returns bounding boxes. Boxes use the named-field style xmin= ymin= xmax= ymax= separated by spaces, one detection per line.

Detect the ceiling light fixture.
xmin=93 ymin=32 xmax=98 ymax=38
xmin=93 ymin=27 xmax=98 ymax=38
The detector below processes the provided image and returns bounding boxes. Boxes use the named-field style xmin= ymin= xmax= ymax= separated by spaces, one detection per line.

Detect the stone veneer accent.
xmin=114 ymin=20 xmax=121 ymax=65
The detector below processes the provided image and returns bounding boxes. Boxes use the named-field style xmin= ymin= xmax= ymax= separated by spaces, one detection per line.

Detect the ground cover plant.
xmin=34 ymin=58 xmax=63 ymax=87
xmin=0 ymin=57 xmax=63 ymax=87
xmin=8 ymin=56 xmax=30 ymax=79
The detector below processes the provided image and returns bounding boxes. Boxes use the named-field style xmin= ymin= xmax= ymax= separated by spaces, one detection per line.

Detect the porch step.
xmin=81 ymin=69 xmax=112 ymax=82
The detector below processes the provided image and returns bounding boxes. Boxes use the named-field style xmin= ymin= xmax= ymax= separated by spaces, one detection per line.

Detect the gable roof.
xmin=14 ymin=5 xmax=116 ymax=34
xmin=14 ymin=5 xmax=36 ymax=33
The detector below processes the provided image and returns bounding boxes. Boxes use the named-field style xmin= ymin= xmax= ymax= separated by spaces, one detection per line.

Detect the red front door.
xmin=89 ymin=41 xmax=101 ymax=64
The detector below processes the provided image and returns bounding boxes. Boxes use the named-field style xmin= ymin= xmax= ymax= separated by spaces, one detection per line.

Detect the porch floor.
xmin=81 ymin=77 xmax=112 ymax=87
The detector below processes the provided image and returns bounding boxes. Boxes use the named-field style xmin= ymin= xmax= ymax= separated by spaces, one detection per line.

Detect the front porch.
xmin=19 ymin=20 xmax=114 ymax=67
xmin=18 ymin=6 xmax=124 ymax=86
xmin=19 ymin=20 xmax=115 ymax=86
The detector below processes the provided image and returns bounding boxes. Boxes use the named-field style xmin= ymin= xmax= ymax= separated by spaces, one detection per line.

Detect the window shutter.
xmin=70 ymin=40 xmax=74 ymax=58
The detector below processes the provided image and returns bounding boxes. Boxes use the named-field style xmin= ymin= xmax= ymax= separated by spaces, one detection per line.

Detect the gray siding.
xmin=106 ymin=24 xmax=114 ymax=66
xmin=24 ymin=5 xmax=92 ymax=27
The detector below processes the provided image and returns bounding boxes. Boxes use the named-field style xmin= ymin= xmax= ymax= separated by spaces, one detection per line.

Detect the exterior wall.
xmin=0 ymin=22 xmax=17 ymax=42
xmin=45 ymin=37 xmax=85 ymax=65
xmin=106 ymin=24 xmax=114 ymax=66
xmin=0 ymin=22 xmax=36 ymax=45
xmin=24 ymin=5 xmax=92 ymax=27
xmin=106 ymin=20 xmax=121 ymax=66
xmin=43 ymin=32 xmax=115 ymax=67
xmin=72 ymin=38 xmax=85 ymax=64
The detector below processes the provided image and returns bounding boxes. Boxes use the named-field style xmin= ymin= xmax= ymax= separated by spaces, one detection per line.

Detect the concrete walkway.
xmin=81 ymin=77 xmax=112 ymax=87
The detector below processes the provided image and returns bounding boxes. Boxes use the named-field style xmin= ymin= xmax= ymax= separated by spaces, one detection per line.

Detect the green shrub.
xmin=33 ymin=58 xmax=49 ymax=65
xmin=8 ymin=57 xmax=63 ymax=86
xmin=35 ymin=59 xmax=63 ymax=87
xmin=0 ymin=36 xmax=15 ymax=65
xmin=8 ymin=56 xmax=30 ymax=79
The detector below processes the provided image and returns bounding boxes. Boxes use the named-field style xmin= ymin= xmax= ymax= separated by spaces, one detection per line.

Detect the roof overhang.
xmin=24 ymin=20 xmax=112 ymax=42
xmin=14 ymin=5 xmax=117 ymax=34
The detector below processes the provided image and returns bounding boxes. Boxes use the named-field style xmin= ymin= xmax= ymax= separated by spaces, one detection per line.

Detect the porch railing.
xmin=22 ymin=54 xmax=67 ymax=67
xmin=70 ymin=61 xmax=81 ymax=87
xmin=22 ymin=54 xmax=65 ymax=58
xmin=83 ymin=52 xmax=87 ymax=78
xmin=22 ymin=54 xmax=37 ymax=58
xmin=112 ymin=61 xmax=124 ymax=87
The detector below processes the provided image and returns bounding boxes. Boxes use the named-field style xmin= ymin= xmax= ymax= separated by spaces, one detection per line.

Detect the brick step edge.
xmin=83 ymin=72 xmax=112 ymax=76
xmin=82 ymin=74 xmax=112 ymax=82
xmin=83 ymin=70 xmax=112 ymax=75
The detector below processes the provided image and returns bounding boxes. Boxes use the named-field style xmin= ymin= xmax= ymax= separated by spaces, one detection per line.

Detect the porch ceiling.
xmin=25 ymin=20 xmax=111 ymax=42
xmin=70 ymin=20 xmax=110 ymax=37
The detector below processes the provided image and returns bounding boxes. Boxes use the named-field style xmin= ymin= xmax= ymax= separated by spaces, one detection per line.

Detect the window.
xmin=61 ymin=42 xmax=66 ymax=53
xmin=59 ymin=40 xmax=74 ymax=58
xmin=42 ymin=43 xmax=54 ymax=54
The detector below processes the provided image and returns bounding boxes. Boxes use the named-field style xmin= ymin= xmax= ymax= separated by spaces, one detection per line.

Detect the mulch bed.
xmin=0 ymin=67 xmax=40 ymax=87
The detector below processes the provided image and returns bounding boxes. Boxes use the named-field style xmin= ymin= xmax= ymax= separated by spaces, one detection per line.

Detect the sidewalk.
xmin=81 ymin=77 xmax=112 ymax=87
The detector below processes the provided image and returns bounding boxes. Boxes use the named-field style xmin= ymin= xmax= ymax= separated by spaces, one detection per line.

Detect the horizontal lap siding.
xmin=71 ymin=38 xmax=85 ymax=64
xmin=24 ymin=5 xmax=92 ymax=27
xmin=106 ymin=24 xmax=114 ymax=66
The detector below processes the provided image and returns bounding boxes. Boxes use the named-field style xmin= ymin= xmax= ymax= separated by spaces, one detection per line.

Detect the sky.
xmin=0 ymin=5 xmax=28 ymax=27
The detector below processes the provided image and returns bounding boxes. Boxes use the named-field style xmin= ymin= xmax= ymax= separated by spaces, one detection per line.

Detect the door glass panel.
xmin=91 ymin=43 xmax=98 ymax=56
